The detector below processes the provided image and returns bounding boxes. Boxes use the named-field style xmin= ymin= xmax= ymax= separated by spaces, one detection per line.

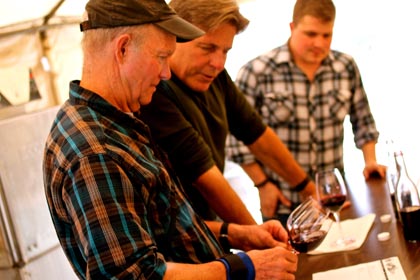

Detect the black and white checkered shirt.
xmin=226 ymin=44 xmax=379 ymax=214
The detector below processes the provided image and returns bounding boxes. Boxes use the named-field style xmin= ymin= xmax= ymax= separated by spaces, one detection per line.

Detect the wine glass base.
xmin=331 ymin=236 xmax=356 ymax=248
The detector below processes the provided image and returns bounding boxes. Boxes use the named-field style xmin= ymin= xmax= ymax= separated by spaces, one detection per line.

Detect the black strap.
xmin=255 ymin=178 xmax=270 ymax=188
xmin=292 ymin=175 xmax=310 ymax=192
xmin=219 ymin=222 xmax=231 ymax=253
xmin=222 ymin=254 xmax=248 ymax=280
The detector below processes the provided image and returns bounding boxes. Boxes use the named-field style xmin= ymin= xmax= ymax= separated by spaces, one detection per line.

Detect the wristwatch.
xmin=219 ymin=222 xmax=231 ymax=253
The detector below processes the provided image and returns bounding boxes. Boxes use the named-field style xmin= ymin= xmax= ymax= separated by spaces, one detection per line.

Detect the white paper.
xmin=313 ymin=256 xmax=407 ymax=280
xmin=308 ymin=213 xmax=376 ymax=255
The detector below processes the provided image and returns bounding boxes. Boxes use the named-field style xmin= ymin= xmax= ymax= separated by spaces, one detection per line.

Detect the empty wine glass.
xmin=286 ymin=196 xmax=333 ymax=253
xmin=315 ymin=168 xmax=355 ymax=247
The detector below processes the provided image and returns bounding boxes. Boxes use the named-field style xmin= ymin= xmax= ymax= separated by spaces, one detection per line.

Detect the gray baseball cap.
xmin=80 ymin=0 xmax=204 ymax=42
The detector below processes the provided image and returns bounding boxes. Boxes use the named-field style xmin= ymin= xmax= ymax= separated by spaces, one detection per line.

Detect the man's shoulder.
xmin=249 ymin=45 xmax=287 ymax=62
xmin=240 ymin=45 xmax=290 ymax=74
xmin=152 ymin=80 xmax=191 ymax=108
xmin=48 ymin=104 xmax=109 ymax=157
xmin=330 ymin=49 xmax=356 ymax=64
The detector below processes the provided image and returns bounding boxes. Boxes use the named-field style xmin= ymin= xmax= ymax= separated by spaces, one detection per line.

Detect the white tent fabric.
xmin=0 ymin=0 xmax=86 ymax=120
xmin=0 ymin=0 xmax=253 ymax=120
xmin=0 ymin=1 xmax=85 ymax=27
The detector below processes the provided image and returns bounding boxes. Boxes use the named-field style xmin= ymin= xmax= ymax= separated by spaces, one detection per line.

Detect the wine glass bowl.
xmin=319 ymin=191 xmax=347 ymax=213
xmin=315 ymin=168 xmax=355 ymax=247
xmin=286 ymin=197 xmax=333 ymax=253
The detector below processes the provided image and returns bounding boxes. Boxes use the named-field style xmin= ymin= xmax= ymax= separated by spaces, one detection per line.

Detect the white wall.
xmin=226 ymin=0 xmax=420 ymax=173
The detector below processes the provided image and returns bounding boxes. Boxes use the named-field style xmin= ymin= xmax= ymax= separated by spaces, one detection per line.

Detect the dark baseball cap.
xmin=80 ymin=0 xmax=204 ymax=42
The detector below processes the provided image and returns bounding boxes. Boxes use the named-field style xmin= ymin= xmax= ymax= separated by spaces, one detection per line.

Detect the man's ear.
xmin=115 ymin=34 xmax=131 ymax=63
xmin=289 ymin=22 xmax=295 ymax=32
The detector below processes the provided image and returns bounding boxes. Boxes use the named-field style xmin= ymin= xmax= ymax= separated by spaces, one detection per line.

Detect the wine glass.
xmin=315 ymin=168 xmax=355 ymax=247
xmin=286 ymin=197 xmax=333 ymax=253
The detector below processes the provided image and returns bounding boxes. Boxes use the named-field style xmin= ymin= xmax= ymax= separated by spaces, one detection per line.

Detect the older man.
xmin=43 ymin=0 xmax=298 ymax=279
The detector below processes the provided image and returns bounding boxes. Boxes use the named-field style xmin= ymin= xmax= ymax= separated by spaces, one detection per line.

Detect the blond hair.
xmin=169 ymin=0 xmax=249 ymax=34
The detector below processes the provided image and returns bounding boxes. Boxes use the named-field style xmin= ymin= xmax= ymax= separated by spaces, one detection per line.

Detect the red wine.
xmin=290 ymin=230 xmax=327 ymax=253
xmin=400 ymin=206 xmax=420 ymax=242
xmin=321 ymin=194 xmax=346 ymax=212
xmin=390 ymin=192 xmax=402 ymax=222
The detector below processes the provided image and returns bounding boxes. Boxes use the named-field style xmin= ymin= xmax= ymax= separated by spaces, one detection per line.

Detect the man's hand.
xmin=258 ymin=181 xmax=291 ymax=218
xmin=363 ymin=162 xmax=387 ymax=180
xmin=228 ymin=219 xmax=289 ymax=251
xmin=247 ymin=247 xmax=298 ymax=280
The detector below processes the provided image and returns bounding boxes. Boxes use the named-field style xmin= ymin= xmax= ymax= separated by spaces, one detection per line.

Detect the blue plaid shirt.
xmin=43 ymin=81 xmax=223 ymax=279
xmin=226 ymin=44 xmax=379 ymax=214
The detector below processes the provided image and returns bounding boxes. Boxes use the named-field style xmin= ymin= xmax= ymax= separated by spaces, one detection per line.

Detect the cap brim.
xmin=156 ymin=16 xmax=204 ymax=42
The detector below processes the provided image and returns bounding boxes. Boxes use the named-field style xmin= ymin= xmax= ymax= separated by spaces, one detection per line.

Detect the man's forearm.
xmin=195 ymin=165 xmax=257 ymax=225
xmin=361 ymin=141 xmax=378 ymax=164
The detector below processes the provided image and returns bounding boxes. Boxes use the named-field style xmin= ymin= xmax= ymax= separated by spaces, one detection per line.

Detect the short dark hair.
xmin=293 ymin=0 xmax=336 ymax=24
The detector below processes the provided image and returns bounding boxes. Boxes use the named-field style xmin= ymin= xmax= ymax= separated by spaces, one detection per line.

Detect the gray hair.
xmin=81 ymin=24 xmax=148 ymax=55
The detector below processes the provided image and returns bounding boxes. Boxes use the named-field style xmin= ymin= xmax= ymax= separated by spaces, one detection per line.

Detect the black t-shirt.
xmin=140 ymin=70 xmax=266 ymax=219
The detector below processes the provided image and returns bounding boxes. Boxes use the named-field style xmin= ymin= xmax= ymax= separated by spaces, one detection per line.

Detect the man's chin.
xmin=189 ymin=80 xmax=212 ymax=92
xmin=139 ymin=93 xmax=155 ymax=107
xmin=312 ymin=54 xmax=327 ymax=63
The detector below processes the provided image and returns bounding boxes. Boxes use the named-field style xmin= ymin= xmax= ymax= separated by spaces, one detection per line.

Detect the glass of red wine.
xmin=315 ymin=168 xmax=355 ymax=247
xmin=286 ymin=196 xmax=333 ymax=253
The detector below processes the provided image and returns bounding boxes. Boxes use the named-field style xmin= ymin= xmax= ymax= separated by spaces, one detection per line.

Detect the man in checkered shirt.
xmin=226 ymin=0 xmax=386 ymax=223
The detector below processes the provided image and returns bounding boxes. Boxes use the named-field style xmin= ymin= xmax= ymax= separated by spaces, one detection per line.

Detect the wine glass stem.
xmin=333 ymin=211 xmax=345 ymax=240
